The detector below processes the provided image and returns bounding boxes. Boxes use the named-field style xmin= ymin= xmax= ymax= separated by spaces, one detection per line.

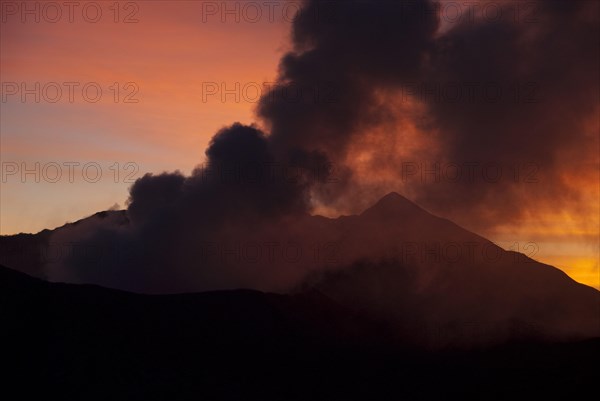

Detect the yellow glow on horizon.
xmin=548 ymin=257 xmax=600 ymax=290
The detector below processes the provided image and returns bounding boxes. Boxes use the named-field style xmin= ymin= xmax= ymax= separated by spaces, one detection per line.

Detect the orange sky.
xmin=1 ymin=0 xmax=291 ymax=230
xmin=1 ymin=1 xmax=598 ymax=289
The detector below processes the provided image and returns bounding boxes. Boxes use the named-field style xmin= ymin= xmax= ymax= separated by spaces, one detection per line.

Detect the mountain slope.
xmin=300 ymin=192 xmax=600 ymax=345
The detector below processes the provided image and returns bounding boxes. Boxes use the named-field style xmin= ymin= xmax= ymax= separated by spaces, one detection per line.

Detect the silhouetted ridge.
xmin=360 ymin=192 xmax=431 ymax=220
xmin=0 ymin=263 xmax=39 ymax=284
xmin=2 ymin=265 xmax=599 ymax=400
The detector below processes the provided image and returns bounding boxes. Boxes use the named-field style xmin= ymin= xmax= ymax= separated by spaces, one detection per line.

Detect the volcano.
xmin=1 ymin=193 xmax=598 ymax=347
xmin=2 ymin=193 xmax=599 ymax=399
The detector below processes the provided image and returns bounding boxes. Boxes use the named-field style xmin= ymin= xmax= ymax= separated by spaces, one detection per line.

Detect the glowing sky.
xmin=1 ymin=1 xmax=598 ymax=289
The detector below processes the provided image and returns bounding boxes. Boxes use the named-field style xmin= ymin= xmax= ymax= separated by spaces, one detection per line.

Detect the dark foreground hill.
xmin=2 ymin=264 xmax=598 ymax=401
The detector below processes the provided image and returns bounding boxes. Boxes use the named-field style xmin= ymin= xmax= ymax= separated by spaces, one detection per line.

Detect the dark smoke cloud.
xmin=258 ymin=0 xmax=438 ymax=197
xmin=46 ymin=0 xmax=598 ymax=294
xmin=411 ymin=0 xmax=600 ymax=226
xmin=259 ymin=0 xmax=598 ymax=228
xmin=129 ymin=123 xmax=310 ymax=226
xmin=47 ymin=123 xmax=319 ymax=292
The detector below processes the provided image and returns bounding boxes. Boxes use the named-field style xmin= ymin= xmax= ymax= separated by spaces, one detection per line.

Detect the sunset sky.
xmin=1 ymin=0 xmax=598 ymax=289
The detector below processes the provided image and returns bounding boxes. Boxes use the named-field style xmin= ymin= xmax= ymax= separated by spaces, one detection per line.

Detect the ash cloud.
xmin=259 ymin=0 xmax=598 ymax=227
xmin=411 ymin=0 xmax=599 ymax=226
xmin=47 ymin=123 xmax=326 ymax=292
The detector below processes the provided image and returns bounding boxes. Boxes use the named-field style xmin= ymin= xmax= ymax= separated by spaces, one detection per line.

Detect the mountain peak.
xmin=379 ymin=192 xmax=410 ymax=203
xmin=361 ymin=192 xmax=428 ymax=219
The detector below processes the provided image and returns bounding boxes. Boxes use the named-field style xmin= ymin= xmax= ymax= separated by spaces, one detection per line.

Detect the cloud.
xmin=257 ymin=0 xmax=598 ymax=229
